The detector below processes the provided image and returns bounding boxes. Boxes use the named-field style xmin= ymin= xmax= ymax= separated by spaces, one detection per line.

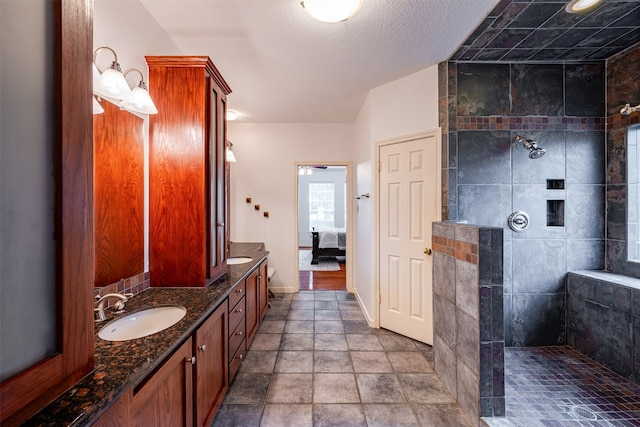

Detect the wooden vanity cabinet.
xmin=228 ymin=283 xmax=247 ymax=382
xmin=245 ymin=267 xmax=260 ymax=349
xmin=102 ymin=302 xmax=228 ymax=427
xmin=245 ymin=260 xmax=270 ymax=350
xmin=94 ymin=262 xmax=270 ymax=425
xmin=258 ymin=261 xmax=269 ymax=321
xmin=130 ymin=338 xmax=194 ymax=427
xmin=146 ymin=56 xmax=232 ymax=287
xmin=193 ymin=300 xmax=228 ymax=427
xmin=92 ymin=391 xmax=131 ymax=427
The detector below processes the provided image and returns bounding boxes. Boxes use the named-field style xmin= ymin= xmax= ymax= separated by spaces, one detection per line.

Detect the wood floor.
xmin=298 ymin=259 xmax=346 ymax=291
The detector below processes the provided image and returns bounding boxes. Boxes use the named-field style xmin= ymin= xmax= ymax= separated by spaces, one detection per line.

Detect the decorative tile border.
xmin=433 ymin=235 xmax=479 ymax=265
xmin=457 ymin=116 xmax=606 ymax=131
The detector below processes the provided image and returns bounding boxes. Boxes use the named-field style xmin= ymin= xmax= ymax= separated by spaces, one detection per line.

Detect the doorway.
xmin=295 ymin=163 xmax=352 ymax=291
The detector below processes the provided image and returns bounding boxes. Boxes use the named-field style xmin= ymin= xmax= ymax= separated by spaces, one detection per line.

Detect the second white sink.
xmin=227 ymin=257 xmax=253 ymax=265
xmin=99 ymin=305 xmax=186 ymax=341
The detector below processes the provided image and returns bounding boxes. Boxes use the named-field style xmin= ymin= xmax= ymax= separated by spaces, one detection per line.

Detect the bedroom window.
xmin=309 ymin=182 xmax=334 ymax=229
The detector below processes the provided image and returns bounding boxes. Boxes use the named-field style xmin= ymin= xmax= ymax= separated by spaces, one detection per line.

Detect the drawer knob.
xmin=199 ymin=345 xmax=207 ymax=352
xmin=236 ymin=331 xmax=243 ymax=336
xmin=186 ymin=356 xmax=196 ymax=365
xmin=237 ymin=289 xmax=243 ymax=294
xmin=236 ymin=308 xmax=242 ymax=313
xmin=237 ymin=354 xmax=243 ymax=360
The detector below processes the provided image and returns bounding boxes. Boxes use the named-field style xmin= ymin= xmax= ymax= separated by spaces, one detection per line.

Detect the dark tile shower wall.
xmin=605 ymin=45 xmax=640 ymax=277
xmin=432 ymin=223 xmax=504 ymax=421
xmin=567 ymin=271 xmax=640 ymax=384
xmin=439 ymin=60 xmax=606 ymax=347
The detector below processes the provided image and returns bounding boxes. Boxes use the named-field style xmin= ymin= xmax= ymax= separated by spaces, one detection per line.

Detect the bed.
xmin=311 ymin=228 xmax=346 ymax=265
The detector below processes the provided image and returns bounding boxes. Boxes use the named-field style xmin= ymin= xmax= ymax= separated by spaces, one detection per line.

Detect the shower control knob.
xmin=508 ymin=211 xmax=530 ymax=232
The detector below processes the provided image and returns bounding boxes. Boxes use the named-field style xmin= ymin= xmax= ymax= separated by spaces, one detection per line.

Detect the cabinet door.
xmin=245 ymin=268 xmax=260 ymax=347
xmin=146 ymin=56 xmax=231 ymax=287
xmin=258 ymin=261 xmax=269 ymax=321
xmin=130 ymin=338 xmax=193 ymax=427
xmin=92 ymin=390 xmax=131 ymax=427
xmin=207 ymin=76 xmax=228 ymax=282
xmin=194 ymin=300 xmax=228 ymax=427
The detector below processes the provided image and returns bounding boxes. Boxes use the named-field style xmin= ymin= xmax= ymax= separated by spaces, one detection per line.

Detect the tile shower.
xmin=441 ymin=59 xmax=606 ymax=347
xmin=435 ymin=43 xmax=640 ymax=424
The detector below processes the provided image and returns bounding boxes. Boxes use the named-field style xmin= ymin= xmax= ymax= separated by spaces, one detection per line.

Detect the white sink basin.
xmin=99 ymin=305 xmax=186 ymax=341
xmin=227 ymin=257 xmax=253 ymax=265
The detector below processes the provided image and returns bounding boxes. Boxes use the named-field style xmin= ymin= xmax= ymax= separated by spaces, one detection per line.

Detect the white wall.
xmin=352 ymin=65 xmax=440 ymax=323
xmin=227 ymin=124 xmax=354 ymax=293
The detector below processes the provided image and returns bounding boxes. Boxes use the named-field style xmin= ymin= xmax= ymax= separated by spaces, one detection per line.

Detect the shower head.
xmin=514 ymin=135 xmax=546 ymax=159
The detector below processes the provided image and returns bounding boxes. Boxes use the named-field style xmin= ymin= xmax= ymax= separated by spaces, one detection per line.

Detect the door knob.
xmin=424 ymin=248 xmax=432 ymax=255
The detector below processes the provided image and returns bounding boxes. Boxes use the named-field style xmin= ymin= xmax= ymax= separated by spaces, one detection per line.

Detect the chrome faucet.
xmin=94 ymin=293 xmax=133 ymax=322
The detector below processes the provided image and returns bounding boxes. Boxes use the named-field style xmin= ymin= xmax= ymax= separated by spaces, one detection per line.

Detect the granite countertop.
xmin=24 ymin=248 xmax=268 ymax=427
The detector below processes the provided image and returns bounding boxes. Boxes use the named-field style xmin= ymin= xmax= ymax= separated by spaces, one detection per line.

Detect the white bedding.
xmin=318 ymin=228 xmax=346 ymax=250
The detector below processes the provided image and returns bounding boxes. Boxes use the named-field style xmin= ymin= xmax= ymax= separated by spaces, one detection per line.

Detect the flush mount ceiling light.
xmin=565 ymin=0 xmax=603 ymax=13
xmin=300 ymin=0 xmax=363 ymax=23
xmin=121 ymin=68 xmax=158 ymax=115
xmin=93 ymin=46 xmax=134 ymax=105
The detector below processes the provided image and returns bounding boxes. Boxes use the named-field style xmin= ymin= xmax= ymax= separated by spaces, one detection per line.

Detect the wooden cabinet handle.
xmin=235 ymin=331 xmax=243 ymax=336
xmin=199 ymin=345 xmax=207 ymax=352
xmin=235 ymin=308 xmax=242 ymax=313
xmin=186 ymin=356 xmax=196 ymax=365
xmin=236 ymin=354 xmax=243 ymax=360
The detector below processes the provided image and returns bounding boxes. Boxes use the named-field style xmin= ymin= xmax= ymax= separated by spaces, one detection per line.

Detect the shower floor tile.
xmin=500 ymin=346 xmax=640 ymax=426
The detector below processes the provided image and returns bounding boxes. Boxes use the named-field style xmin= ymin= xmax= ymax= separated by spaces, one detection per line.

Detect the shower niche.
xmin=546 ymin=179 xmax=565 ymax=227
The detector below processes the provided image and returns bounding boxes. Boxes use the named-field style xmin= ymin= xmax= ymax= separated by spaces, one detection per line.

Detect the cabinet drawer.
xmin=229 ymin=282 xmax=246 ymax=309
xmin=229 ymin=339 xmax=246 ymax=382
xmin=228 ymin=297 xmax=245 ymax=336
xmin=229 ymin=321 xmax=245 ymax=360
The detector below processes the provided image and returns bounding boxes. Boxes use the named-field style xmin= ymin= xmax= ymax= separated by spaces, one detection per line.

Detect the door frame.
xmin=374 ymin=129 xmax=441 ymax=328
xmin=293 ymin=161 xmax=354 ymax=292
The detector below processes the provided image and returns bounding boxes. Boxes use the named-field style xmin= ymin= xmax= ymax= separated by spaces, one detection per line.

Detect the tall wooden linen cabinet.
xmin=146 ymin=56 xmax=231 ymax=287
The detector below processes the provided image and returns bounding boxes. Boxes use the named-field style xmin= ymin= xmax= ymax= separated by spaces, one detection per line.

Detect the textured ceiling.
xmin=138 ymin=0 xmax=498 ymax=123
xmin=451 ymin=0 xmax=640 ymax=62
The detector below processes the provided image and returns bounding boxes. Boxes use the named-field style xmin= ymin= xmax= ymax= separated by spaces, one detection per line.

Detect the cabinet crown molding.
xmin=145 ymin=56 xmax=232 ymax=95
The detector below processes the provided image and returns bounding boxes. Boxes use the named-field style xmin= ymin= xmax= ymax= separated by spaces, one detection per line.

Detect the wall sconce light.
xmin=226 ymin=142 xmax=237 ymax=162
xmin=226 ymin=110 xmax=239 ymax=121
xmin=121 ymin=68 xmax=158 ymax=115
xmin=93 ymin=46 xmax=134 ymax=106
xmin=300 ymin=0 xmax=363 ymax=23
xmin=92 ymin=63 xmax=104 ymax=114
xmin=93 ymin=97 xmax=104 ymax=114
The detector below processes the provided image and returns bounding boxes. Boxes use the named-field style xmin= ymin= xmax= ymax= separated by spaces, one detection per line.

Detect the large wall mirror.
xmin=93 ymin=101 xmax=145 ymax=287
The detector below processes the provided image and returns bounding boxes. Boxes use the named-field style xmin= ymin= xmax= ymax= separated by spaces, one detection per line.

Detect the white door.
xmin=379 ymin=131 xmax=440 ymax=345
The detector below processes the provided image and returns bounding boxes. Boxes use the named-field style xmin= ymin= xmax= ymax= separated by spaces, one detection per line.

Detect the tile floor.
xmin=485 ymin=346 xmax=640 ymax=427
xmin=213 ymin=290 xmax=475 ymax=426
